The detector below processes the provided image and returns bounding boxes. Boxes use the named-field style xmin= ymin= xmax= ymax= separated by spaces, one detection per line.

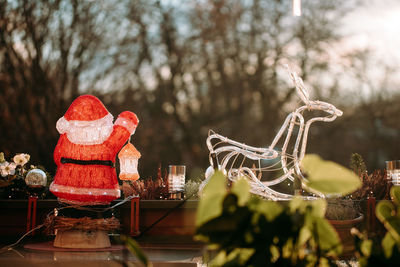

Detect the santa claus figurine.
xmin=50 ymin=95 xmax=139 ymax=205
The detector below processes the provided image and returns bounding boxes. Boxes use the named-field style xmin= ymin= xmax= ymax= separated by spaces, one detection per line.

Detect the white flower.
xmin=0 ymin=162 xmax=8 ymax=177
xmin=13 ymin=153 xmax=30 ymax=166
xmin=0 ymin=162 xmax=16 ymax=177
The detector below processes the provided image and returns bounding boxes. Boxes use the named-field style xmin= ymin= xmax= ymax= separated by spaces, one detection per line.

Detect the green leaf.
xmin=360 ymin=239 xmax=372 ymax=257
xmin=231 ymin=177 xmax=250 ymax=206
xmin=298 ymin=227 xmax=311 ymax=247
xmin=196 ymin=195 xmax=252 ymax=246
xmin=209 ymin=250 xmax=228 ymax=266
xmin=289 ymin=196 xmax=305 ymax=213
xmin=120 ymin=235 xmax=150 ymax=267
xmin=318 ymin=257 xmax=330 ymax=267
xmin=301 ymin=154 xmax=361 ymax=196
xmin=209 ymin=248 xmax=254 ymax=266
xmin=376 ymin=201 xmax=395 ymax=222
xmin=376 ymin=201 xmax=400 ymax=242
xmin=270 ymin=245 xmax=280 ymax=263
xmin=257 ymin=200 xmax=284 ymax=222
xmin=313 ymin=217 xmax=342 ymax=256
xmin=282 ymin=238 xmax=294 ymax=258
xmin=391 ymin=186 xmax=400 ymax=206
xmin=196 ymin=170 xmax=227 ymax=227
xmin=309 ymin=199 xmax=327 ymax=218
xmin=227 ymin=248 xmax=254 ymax=265
xmin=382 ymin=232 xmax=396 ymax=258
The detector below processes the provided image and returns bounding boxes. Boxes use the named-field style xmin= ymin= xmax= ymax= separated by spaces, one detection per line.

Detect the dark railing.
xmin=0 ymin=199 xmax=199 ymax=245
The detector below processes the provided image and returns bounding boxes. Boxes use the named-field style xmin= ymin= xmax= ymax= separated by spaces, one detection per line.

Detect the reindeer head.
xmin=286 ymin=65 xmax=343 ymax=119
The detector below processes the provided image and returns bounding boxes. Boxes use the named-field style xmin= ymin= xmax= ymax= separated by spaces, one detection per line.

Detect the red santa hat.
xmin=56 ymin=95 xmax=114 ymax=145
xmin=64 ymin=95 xmax=109 ymax=121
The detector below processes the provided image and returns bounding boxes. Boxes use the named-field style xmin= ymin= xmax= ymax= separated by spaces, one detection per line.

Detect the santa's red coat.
xmin=50 ymin=112 xmax=137 ymax=205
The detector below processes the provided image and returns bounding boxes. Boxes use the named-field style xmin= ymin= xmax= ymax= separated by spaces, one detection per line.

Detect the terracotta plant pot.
xmin=328 ymin=214 xmax=364 ymax=259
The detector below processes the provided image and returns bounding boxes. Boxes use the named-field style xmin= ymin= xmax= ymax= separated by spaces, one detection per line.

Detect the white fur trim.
xmin=56 ymin=117 xmax=69 ymax=134
xmin=57 ymin=113 xmax=114 ymax=145
xmin=50 ymin=182 xmax=121 ymax=198
xmin=115 ymin=116 xmax=137 ymax=135
xmin=57 ymin=198 xmax=111 ymax=206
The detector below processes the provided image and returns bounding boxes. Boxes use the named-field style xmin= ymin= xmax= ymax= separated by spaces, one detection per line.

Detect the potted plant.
xmin=350 ymin=153 xmax=390 ymax=201
xmin=349 ymin=153 xmax=391 ymax=239
xmin=325 ymin=198 xmax=364 ymax=259
xmin=299 ymin=153 xmax=364 ymax=259
xmin=195 ymin=154 xmax=361 ymax=266
xmin=323 ymin=153 xmax=391 ymax=259
xmin=321 ymin=153 xmax=368 ymax=259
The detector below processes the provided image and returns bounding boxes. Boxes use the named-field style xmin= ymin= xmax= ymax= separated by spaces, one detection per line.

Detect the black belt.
xmin=61 ymin=157 xmax=115 ymax=167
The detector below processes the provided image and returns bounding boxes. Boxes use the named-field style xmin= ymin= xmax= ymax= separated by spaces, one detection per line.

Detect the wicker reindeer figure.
xmin=201 ymin=66 xmax=343 ymax=200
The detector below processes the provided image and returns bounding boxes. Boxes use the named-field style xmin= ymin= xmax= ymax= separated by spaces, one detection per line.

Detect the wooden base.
xmin=53 ymin=230 xmax=111 ymax=249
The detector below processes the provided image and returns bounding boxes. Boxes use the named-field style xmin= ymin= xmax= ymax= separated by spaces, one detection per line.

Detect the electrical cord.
xmin=137 ymin=193 xmax=195 ymax=237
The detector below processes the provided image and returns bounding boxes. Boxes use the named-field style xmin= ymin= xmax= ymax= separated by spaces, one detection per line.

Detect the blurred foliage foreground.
xmin=195 ymin=155 xmax=400 ymax=266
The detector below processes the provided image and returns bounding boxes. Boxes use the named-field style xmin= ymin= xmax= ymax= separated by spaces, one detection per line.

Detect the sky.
xmin=76 ymin=0 xmax=400 ymax=95
xmin=342 ymin=0 xmax=400 ymax=65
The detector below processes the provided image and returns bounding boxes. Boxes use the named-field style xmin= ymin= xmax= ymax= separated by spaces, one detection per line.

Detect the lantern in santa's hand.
xmin=118 ymin=141 xmax=141 ymax=181
xmin=50 ymin=95 xmax=139 ymax=205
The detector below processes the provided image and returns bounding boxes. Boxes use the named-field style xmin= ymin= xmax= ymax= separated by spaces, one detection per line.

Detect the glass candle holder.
xmin=168 ymin=165 xmax=186 ymax=199
xmin=386 ymin=160 xmax=400 ymax=186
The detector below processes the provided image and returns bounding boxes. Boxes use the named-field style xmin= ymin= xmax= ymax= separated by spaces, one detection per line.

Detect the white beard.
xmin=57 ymin=113 xmax=114 ymax=145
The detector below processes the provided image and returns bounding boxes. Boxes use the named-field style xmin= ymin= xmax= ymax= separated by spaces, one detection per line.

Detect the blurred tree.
xmin=106 ymin=0 xmax=358 ymax=178
xmin=310 ymin=50 xmax=400 ymax=171
xmin=0 ymin=0 xmax=122 ymax=171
